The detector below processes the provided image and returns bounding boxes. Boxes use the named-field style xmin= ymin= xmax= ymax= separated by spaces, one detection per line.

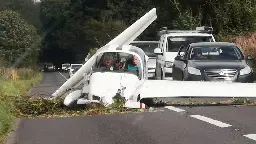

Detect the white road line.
xmin=244 ymin=134 xmax=256 ymax=141
xmin=58 ymin=72 xmax=68 ymax=80
xmin=164 ymin=106 xmax=185 ymax=112
xmin=190 ymin=115 xmax=232 ymax=128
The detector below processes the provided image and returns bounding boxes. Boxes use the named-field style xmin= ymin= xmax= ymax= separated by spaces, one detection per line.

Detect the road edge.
xmin=4 ymin=118 xmax=21 ymax=144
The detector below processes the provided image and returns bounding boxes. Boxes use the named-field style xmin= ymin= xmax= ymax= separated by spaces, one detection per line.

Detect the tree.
xmin=0 ymin=10 xmax=40 ymax=67
xmin=0 ymin=0 xmax=42 ymax=32
xmin=83 ymin=19 xmax=127 ymax=47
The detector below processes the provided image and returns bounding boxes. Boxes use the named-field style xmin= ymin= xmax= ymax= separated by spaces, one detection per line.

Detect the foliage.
xmin=0 ymin=71 xmax=42 ymax=143
xmin=0 ymin=10 xmax=41 ymax=67
xmin=171 ymin=0 xmax=202 ymax=30
xmin=89 ymin=48 xmax=98 ymax=56
xmin=0 ymin=0 xmax=42 ymax=32
xmin=36 ymin=0 xmax=256 ymax=63
xmin=0 ymin=67 xmax=39 ymax=80
xmin=83 ymin=19 xmax=127 ymax=47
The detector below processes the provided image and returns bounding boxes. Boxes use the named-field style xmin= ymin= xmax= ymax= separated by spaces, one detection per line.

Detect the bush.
xmin=0 ymin=71 xmax=42 ymax=142
xmin=0 ymin=67 xmax=38 ymax=80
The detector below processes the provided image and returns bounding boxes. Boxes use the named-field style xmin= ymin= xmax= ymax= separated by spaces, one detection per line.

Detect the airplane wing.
xmin=139 ymin=80 xmax=256 ymax=99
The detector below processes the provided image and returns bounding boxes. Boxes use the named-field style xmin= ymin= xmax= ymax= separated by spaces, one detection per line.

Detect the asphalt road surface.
xmin=13 ymin=72 xmax=256 ymax=144
xmin=28 ymin=72 xmax=68 ymax=97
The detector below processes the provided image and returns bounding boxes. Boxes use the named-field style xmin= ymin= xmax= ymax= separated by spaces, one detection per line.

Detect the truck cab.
xmin=156 ymin=26 xmax=216 ymax=79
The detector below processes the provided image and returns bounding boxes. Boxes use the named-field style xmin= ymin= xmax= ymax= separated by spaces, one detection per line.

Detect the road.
xmin=12 ymin=72 xmax=256 ymax=144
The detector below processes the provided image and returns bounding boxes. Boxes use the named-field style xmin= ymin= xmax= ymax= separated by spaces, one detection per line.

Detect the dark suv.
xmin=172 ymin=42 xmax=254 ymax=83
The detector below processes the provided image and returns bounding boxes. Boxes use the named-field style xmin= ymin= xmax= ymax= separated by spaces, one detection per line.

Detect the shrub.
xmin=220 ymin=33 xmax=256 ymax=57
xmin=0 ymin=67 xmax=38 ymax=80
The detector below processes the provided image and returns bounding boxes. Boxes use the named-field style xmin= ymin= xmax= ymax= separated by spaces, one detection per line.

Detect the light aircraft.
xmin=51 ymin=8 xmax=256 ymax=109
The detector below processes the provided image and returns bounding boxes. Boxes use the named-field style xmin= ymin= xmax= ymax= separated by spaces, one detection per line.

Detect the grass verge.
xmin=0 ymin=71 xmax=42 ymax=143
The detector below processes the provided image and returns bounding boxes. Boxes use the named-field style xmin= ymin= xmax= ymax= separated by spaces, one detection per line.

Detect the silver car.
xmin=69 ymin=64 xmax=83 ymax=78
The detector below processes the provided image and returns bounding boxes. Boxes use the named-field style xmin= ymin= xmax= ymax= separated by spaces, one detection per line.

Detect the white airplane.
xmin=51 ymin=8 xmax=256 ymax=109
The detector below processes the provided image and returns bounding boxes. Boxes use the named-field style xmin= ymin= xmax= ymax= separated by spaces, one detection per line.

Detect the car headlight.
xmin=240 ymin=66 xmax=252 ymax=75
xmin=188 ymin=67 xmax=201 ymax=75
xmin=165 ymin=61 xmax=173 ymax=67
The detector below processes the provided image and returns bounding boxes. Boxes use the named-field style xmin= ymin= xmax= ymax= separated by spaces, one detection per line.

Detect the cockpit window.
xmin=93 ymin=52 xmax=142 ymax=77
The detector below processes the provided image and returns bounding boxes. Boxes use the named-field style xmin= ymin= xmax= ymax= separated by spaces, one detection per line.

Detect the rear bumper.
xmin=185 ymin=73 xmax=254 ymax=83
xmin=148 ymin=68 xmax=155 ymax=78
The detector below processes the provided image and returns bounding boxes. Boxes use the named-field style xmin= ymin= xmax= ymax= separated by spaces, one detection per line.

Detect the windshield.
xmin=93 ymin=52 xmax=142 ymax=77
xmin=71 ymin=65 xmax=82 ymax=69
xmin=130 ymin=43 xmax=159 ymax=57
xmin=189 ymin=46 xmax=244 ymax=60
xmin=46 ymin=64 xmax=53 ymax=67
xmin=62 ymin=64 xmax=70 ymax=67
xmin=167 ymin=36 xmax=214 ymax=52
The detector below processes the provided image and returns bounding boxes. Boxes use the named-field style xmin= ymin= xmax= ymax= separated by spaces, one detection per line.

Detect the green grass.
xmin=0 ymin=72 xmax=42 ymax=143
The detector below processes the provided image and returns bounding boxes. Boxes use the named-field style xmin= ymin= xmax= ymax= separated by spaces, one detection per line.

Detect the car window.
xmin=130 ymin=43 xmax=159 ymax=57
xmin=167 ymin=36 xmax=213 ymax=52
xmin=189 ymin=46 xmax=244 ymax=60
xmin=71 ymin=65 xmax=82 ymax=69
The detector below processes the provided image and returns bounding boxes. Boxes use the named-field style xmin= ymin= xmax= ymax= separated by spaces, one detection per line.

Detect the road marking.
xmin=244 ymin=134 xmax=256 ymax=141
xmin=190 ymin=115 xmax=232 ymax=128
xmin=164 ymin=106 xmax=185 ymax=112
xmin=58 ymin=72 xmax=68 ymax=80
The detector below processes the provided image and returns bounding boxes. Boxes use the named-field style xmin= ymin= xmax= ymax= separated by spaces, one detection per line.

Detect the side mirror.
xmin=247 ymin=55 xmax=253 ymax=60
xmin=154 ymin=48 xmax=162 ymax=55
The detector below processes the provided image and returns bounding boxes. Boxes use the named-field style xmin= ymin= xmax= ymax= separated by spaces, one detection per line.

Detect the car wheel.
xmin=161 ymin=69 xmax=164 ymax=80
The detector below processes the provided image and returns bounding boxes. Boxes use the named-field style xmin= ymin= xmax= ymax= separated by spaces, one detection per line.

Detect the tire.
xmin=140 ymin=98 xmax=154 ymax=107
xmin=161 ymin=69 xmax=164 ymax=80
xmin=182 ymin=73 xmax=185 ymax=81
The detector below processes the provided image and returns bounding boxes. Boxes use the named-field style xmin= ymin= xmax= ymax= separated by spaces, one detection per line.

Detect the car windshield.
xmin=188 ymin=46 xmax=244 ymax=60
xmin=71 ymin=65 xmax=82 ymax=69
xmin=130 ymin=42 xmax=159 ymax=57
xmin=93 ymin=52 xmax=142 ymax=77
xmin=167 ymin=36 xmax=214 ymax=52
xmin=62 ymin=64 xmax=70 ymax=67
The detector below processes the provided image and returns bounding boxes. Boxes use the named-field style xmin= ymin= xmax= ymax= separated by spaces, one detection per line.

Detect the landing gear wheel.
xmin=140 ymin=98 xmax=154 ymax=107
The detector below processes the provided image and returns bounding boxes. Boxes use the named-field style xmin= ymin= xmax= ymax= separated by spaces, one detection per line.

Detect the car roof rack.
xmin=157 ymin=26 xmax=213 ymax=36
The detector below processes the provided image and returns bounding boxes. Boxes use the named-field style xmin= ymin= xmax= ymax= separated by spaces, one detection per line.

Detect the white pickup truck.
xmin=156 ymin=26 xmax=216 ymax=79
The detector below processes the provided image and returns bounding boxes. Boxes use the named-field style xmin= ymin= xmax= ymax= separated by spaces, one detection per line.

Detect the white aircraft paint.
xmin=139 ymin=80 xmax=256 ymax=99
